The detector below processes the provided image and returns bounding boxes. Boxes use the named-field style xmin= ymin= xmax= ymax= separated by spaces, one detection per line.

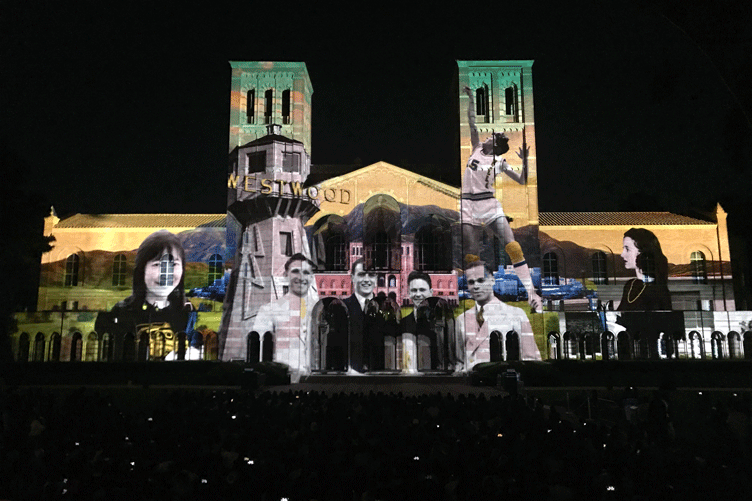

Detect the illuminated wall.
xmin=308 ymin=161 xmax=460 ymax=302
xmin=38 ymin=212 xmax=226 ymax=312
xmin=11 ymin=60 xmax=746 ymax=369
xmin=539 ymin=207 xmax=733 ymax=312
xmin=22 ymin=214 xmax=227 ymax=362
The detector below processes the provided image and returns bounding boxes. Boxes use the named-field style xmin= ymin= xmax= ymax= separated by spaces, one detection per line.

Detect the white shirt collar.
xmin=354 ymin=292 xmax=373 ymax=311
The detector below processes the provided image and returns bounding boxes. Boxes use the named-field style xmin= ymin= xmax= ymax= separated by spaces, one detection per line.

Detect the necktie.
xmin=476 ymin=305 xmax=484 ymax=327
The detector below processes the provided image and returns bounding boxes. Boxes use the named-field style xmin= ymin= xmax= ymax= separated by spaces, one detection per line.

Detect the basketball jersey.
xmin=462 ymin=147 xmax=508 ymax=196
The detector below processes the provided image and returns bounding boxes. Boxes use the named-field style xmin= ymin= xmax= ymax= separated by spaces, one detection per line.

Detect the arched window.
xmin=548 ymin=332 xmax=561 ymax=360
xmin=177 ymin=332 xmax=187 ymax=361
xmin=364 ymin=194 xmax=401 ymax=271
xmin=543 ymin=252 xmax=559 ymax=286
xmin=711 ymin=331 xmax=724 ymax=359
xmin=33 ymin=333 xmax=45 ymax=362
xmin=326 ymin=233 xmax=347 ymax=271
xmin=504 ymin=85 xmax=518 ymax=118
xmin=691 ymin=251 xmax=707 ymax=284
xmin=312 ymin=215 xmax=348 ymax=271
xmin=100 ymin=333 xmax=111 ymax=362
xmin=601 ymin=331 xmax=616 ymax=360
xmin=633 ymin=332 xmax=648 ymax=359
xmin=688 ymin=331 xmax=704 ymax=359
xmin=112 ymin=254 xmax=127 ymax=286
xmin=657 ymin=333 xmax=667 ymax=359
xmin=17 ymin=332 xmax=29 ymax=362
xmin=475 ymin=85 xmax=489 ymax=122
xmin=592 ymin=251 xmax=608 ymax=285
xmin=563 ymin=332 xmax=577 ymax=359
xmin=490 ymin=331 xmax=503 ymax=362
xmin=85 ymin=332 xmax=99 ymax=361
xmin=264 ymin=89 xmax=273 ymax=124
xmin=417 ymin=332 xmax=432 ymax=370
xmin=281 ymin=89 xmax=291 ymax=124
xmin=123 ymin=333 xmax=136 ymax=362
xmin=370 ymin=232 xmax=392 ymax=271
xmin=506 ymin=331 xmax=521 ymax=361
xmin=247 ymin=332 xmax=261 ymax=363
xmin=138 ymin=331 xmax=150 ymax=362
xmin=672 ymin=331 xmax=685 ymax=359
xmin=262 ymin=332 xmax=274 ymax=362
xmin=415 ymin=223 xmax=451 ymax=272
xmin=65 ymin=254 xmax=80 ymax=286
xmin=208 ymin=254 xmax=223 ymax=285
xmin=152 ymin=332 xmax=166 ymax=360
xmin=617 ymin=332 xmax=632 ymax=360
xmin=70 ymin=332 xmax=83 ymax=362
xmin=580 ymin=333 xmax=594 ymax=359
xmin=246 ymin=89 xmax=255 ymax=124
xmin=310 ymin=297 xmax=349 ymax=371
xmin=728 ymin=331 xmax=742 ymax=359
xmin=204 ymin=332 xmax=218 ymax=361
xmin=48 ymin=333 xmax=61 ymax=362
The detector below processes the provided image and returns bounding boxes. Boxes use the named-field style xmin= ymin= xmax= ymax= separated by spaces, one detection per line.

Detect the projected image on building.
xmin=11 ymin=60 xmax=743 ymax=370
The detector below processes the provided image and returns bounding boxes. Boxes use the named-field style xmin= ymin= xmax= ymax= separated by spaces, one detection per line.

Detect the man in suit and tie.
xmin=343 ymin=258 xmax=377 ymax=373
xmin=253 ymin=253 xmax=319 ymax=379
xmin=399 ymin=270 xmax=458 ymax=372
xmin=461 ymin=260 xmax=541 ymax=369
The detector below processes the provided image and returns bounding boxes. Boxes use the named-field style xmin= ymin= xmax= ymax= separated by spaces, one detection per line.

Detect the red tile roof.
xmin=54 ymin=212 xmax=712 ymax=229
xmin=55 ymin=214 xmax=226 ymax=229
xmin=539 ymin=212 xmax=712 ymax=226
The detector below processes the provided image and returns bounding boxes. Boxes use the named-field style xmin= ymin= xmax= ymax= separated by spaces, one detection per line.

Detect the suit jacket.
xmin=252 ymin=291 xmax=316 ymax=372
xmin=461 ymin=297 xmax=541 ymax=367
xmin=400 ymin=298 xmax=457 ymax=370
xmin=344 ymin=294 xmax=366 ymax=371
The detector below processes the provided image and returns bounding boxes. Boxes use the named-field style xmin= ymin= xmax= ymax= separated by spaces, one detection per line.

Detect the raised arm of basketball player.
xmin=463 ymin=86 xmax=480 ymax=150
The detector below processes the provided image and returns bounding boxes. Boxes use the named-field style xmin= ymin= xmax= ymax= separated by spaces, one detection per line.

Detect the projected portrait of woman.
xmin=617 ymin=228 xmax=672 ymax=311
xmin=95 ymin=230 xmax=194 ymax=360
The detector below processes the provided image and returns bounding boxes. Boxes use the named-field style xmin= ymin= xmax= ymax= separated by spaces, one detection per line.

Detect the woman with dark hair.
xmin=123 ymin=230 xmax=187 ymax=310
xmin=95 ymin=230 xmax=194 ymax=359
xmin=617 ymin=228 xmax=672 ymax=311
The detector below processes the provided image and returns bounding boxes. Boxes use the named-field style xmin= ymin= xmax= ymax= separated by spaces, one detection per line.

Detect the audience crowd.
xmin=1 ymin=383 xmax=751 ymax=500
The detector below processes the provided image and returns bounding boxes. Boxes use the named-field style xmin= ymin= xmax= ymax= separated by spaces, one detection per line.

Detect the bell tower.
xmin=228 ymin=61 xmax=313 ymax=156
xmin=221 ymin=62 xmax=319 ymax=364
xmin=457 ymin=61 xmax=541 ymax=269
xmin=457 ymin=60 xmax=538 ymax=229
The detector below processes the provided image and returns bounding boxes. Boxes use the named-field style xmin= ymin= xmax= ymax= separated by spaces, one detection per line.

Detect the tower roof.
xmin=239 ymin=134 xmax=303 ymax=149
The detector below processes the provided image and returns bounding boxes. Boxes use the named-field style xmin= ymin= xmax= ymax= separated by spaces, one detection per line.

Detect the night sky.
xmin=3 ymin=1 xmax=752 ymax=291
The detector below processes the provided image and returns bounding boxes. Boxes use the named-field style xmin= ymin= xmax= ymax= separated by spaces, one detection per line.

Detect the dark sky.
xmin=3 ymin=0 xmax=752 ymax=229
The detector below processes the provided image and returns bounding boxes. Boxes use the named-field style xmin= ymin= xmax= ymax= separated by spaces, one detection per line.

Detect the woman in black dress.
xmin=95 ymin=230 xmax=193 ymax=359
xmin=618 ymin=227 xmax=671 ymax=311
